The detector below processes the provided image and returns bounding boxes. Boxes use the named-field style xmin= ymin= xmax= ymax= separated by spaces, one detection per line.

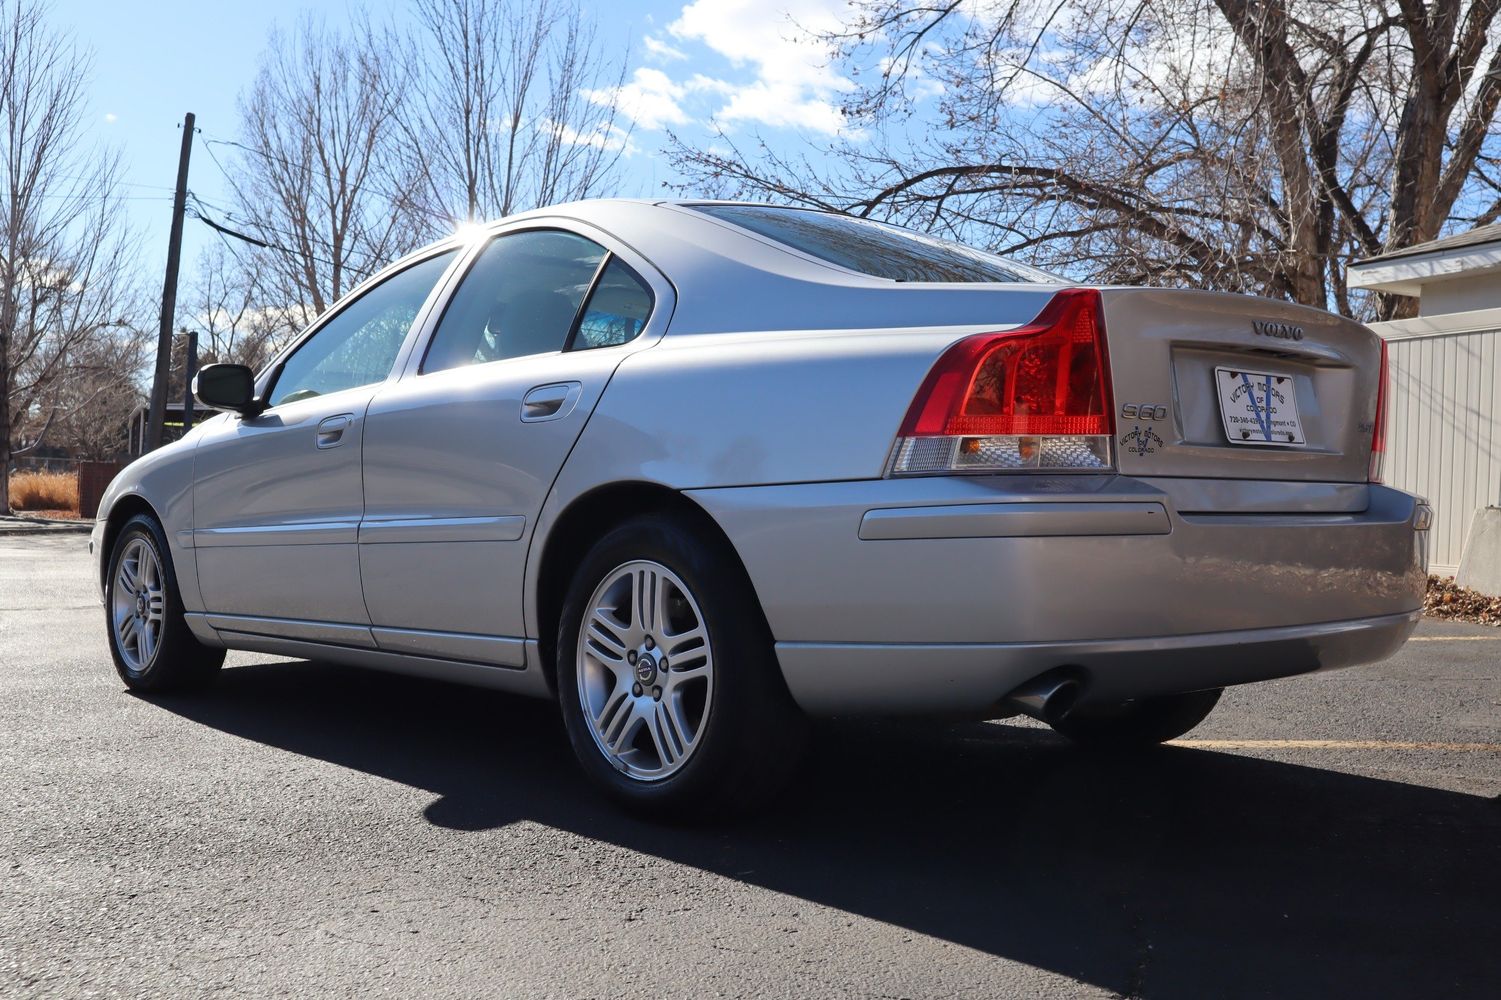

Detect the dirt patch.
xmin=1424 ymin=575 xmax=1501 ymax=627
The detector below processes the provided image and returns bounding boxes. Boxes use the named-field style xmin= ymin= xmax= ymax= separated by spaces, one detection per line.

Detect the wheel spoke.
xmin=117 ymin=614 xmax=138 ymax=648
xmin=117 ymin=556 xmax=139 ymax=595
xmin=593 ymin=683 xmax=631 ymax=731
xmin=606 ymin=702 xmax=644 ymax=754
xmin=654 ymin=575 xmax=681 ymax=639
xmin=665 ymin=698 xmax=694 ymax=752
xmin=666 ymin=659 xmax=710 ymax=688
xmin=661 ymin=625 xmax=707 ymax=661
xmin=585 ymin=610 xmax=628 ymax=662
xmin=649 ymin=701 xmax=682 ymax=766
xmin=138 ymin=621 xmax=155 ymax=664
xmin=637 ymin=567 xmax=663 ymax=633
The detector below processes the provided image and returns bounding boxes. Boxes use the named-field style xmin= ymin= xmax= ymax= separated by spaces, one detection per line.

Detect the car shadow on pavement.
xmin=148 ymin=659 xmax=1501 ymax=1000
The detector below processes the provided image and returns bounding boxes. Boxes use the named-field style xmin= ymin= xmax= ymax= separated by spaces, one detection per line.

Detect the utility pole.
xmin=146 ymin=112 xmax=195 ymax=452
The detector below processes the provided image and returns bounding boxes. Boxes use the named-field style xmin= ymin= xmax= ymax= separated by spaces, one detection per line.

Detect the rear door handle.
xmin=521 ymin=382 xmax=582 ymax=423
xmin=316 ymin=414 xmax=353 ymax=449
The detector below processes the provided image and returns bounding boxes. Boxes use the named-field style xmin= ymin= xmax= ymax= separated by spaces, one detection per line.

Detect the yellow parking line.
xmin=1408 ymin=635 xmax=1501 ymax=641
xmin=1172 ymin=739 xmax=1501 ymax=752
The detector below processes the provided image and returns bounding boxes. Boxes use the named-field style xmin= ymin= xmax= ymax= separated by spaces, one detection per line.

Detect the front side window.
xmin=422 ymin=230 xmax=609 ymax=374
xmin=689 ymin=204 xmax=1057 ymax=284
xmin=269 ymin=250 xmax=457 ymax=406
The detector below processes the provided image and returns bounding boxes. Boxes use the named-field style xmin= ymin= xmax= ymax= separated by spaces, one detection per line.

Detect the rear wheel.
xmin=556 ymin=512 xmax=807 ymax=820
xmin=105 ymin=513 xmax=225 ymax=691
xmin=1049 ymin=688 xmax=1223 ymax=749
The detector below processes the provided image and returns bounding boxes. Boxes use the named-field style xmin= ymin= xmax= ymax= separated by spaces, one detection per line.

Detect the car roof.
xmin=397 ymin=199 xmax=1063 ymax=336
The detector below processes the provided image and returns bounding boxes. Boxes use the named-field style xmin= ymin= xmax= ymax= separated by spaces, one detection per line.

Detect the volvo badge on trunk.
xmin=1253 ymin=319 xmax=1304 ymax=341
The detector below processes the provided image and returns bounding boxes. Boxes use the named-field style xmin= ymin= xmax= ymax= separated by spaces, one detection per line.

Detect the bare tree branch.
xmin=673 ymin=0 xmax=1501 ymax=321
xmin=0 ymin=0 xmax=142 ymax=506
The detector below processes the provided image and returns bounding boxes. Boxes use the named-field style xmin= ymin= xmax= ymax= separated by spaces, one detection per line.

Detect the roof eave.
xmin=1348 ymin=241 xmax=1501 ymax=294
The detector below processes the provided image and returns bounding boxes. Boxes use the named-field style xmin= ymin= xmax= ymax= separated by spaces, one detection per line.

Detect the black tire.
xmin=104 ymin=513 xmax=225 ymax=692
xmin=556 ymin=511 xmax=808 ymax=821
xmin=1049 ymin=688 xmax=1223 ymax=749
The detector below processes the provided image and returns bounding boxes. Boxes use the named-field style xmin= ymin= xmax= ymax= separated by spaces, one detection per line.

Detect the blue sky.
xmin=53 ymin=0 xmax=857 ymax=283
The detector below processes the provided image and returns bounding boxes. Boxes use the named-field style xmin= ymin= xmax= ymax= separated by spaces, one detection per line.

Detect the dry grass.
xmin=8 ymin=470 xmax=79 ymax=513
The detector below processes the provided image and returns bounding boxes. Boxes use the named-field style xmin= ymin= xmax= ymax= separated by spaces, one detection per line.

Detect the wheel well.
xmin=533 ymin=482 xmax=754 ymax=692
xmin=99 ymin=494 xmax=159 ymax=589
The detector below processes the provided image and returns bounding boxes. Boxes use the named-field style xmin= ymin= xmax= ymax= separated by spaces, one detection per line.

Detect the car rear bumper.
xmin=773 ymin=610 xmax=1418 ymax=715
xmin=687 ymin=476 xmax=1427 ymax=716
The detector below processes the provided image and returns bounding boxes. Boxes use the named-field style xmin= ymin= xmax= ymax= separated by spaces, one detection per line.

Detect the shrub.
xmin=9 ymin=470 xmax=79 ymax=512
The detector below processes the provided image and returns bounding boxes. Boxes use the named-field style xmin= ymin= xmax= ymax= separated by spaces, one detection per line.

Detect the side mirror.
xmin=192 ymin=364 xmax=262 ymax=416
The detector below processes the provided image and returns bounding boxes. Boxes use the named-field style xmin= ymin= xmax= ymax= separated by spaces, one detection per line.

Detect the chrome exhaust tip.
xmin=1002 ymin=673 xmax=1081 ymax=726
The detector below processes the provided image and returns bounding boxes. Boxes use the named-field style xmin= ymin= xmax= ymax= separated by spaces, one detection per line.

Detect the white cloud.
xmin=103 ymin=112 xmax=118 ymax=124
xmin=546 ymin=119 xmax=636 ymax=155
xmin=643 ymin=34 xmax=687 ymax=62
xmin=666 ymin=0 xmax=854 ymax=134
xmin=589 ymin=67 xmax=690 ymax=132
xmin=714 ymin=79 xmax=847 ymax=133
xmin=600 ymin=2 xmax=861 ymax=137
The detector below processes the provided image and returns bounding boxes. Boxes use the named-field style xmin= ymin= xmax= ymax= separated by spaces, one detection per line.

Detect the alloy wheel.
xmin=575 ymin=559 xmax=714 ymax=781
xmin=111 ymin=536 xmax=166 ymax=675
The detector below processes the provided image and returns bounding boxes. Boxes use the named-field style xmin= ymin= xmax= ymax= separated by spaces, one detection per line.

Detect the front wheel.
xmin=556 ymin=513 xmax=807 ymax=821
xmin=1049 ymin=688 xmax=1223 ymax=749
xmin=105 ymin=513 xmax=225 ymax=691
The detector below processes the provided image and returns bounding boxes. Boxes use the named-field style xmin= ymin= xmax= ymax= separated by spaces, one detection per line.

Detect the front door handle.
xmin=316 ymin=414 xmax=353 ymax=449
xmin=521 ymin=382 xmax=582 ymax=423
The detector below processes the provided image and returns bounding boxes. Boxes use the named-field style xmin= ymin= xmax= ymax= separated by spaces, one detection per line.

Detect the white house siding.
xmin=1380 ymin=325 xmax=1501 ymax=573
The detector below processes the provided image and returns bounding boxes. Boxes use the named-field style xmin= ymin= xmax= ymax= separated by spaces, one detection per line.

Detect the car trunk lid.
xmin=1097 ymin=288 xmax=1381 ymax=491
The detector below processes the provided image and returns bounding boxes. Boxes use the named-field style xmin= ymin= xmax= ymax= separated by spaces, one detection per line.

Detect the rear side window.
xmin=572 ymin=258 xmax=653 ymax=351
xmin=690 ymin=204 xmax=1051 ymax=284
xmin=423 ymin=230 xmax=607 ymax=373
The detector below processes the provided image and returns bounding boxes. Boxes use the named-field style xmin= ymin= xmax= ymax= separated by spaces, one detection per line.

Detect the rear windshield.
xmin=689 ymin=204 xmax=1054 ymax=284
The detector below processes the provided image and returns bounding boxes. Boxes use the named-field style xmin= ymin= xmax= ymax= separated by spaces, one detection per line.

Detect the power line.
xmin=194 ymin=140 xmax=412 ymax=274
xmin=186 ymin=191 xmax=390 ymax=274
xmin=53 ymin=173 xmax=180 ymax=193
xmin=31 ymin=193 xmax=173 ymax=203
xmin=189 ymin=190 xmax=372 ymax=256
xmin=185 ymin=199 xmax=374 ymax=281
xmin=191 ymin=208 xmax=273 ymax=250
xmin=199 ymin=131 xmax=454 ymax=224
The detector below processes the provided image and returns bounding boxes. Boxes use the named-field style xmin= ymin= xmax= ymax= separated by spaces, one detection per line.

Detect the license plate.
xmin=1214 ymin=367 xmax=1305 ymax=446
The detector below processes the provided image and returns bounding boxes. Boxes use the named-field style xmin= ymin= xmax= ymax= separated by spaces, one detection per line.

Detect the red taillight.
xmin=900 ymin=288 xmax=1114 ymax=437
xmin=1369 ymin=338 xmax=1388 ymax=483
xmin=889 ymin=288 xmax=1115 ymax=475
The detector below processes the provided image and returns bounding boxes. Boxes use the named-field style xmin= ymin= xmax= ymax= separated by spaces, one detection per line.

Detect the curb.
xmin=0 ymin=517 xmax=94 ymax=536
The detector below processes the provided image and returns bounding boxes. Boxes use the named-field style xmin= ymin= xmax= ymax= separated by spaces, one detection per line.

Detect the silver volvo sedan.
xmin=93 ymin=200 xmax=1429 ymax=818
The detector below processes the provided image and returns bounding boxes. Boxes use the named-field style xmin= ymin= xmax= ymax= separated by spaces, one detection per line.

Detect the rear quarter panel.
xmin=552 ymin=327 xmax=972 ymax=489
xmin=524 ymin=321 xmax=1007 ymax=639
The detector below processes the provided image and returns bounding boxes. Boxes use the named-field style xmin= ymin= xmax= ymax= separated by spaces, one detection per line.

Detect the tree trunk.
xmin=0 ymin=361 xmax=10 ymax=514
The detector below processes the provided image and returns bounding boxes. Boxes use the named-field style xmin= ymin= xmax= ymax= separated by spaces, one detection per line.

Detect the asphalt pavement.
xmin=2 ymin=533 xmax=1498 ymax=999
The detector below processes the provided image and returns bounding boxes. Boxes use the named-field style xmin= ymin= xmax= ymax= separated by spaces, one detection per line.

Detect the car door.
xmin=358 ymin=226 xmax=665 ymax=666
xmin=192 ymin=248 xmax=458 ymax=635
